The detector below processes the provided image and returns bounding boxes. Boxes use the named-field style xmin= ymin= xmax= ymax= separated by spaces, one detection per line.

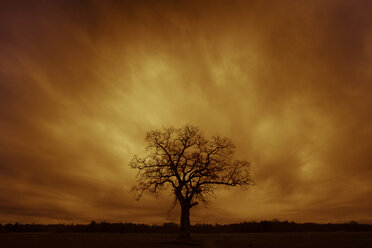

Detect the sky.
xmin=0 ymin=0 xmax=371 ymax=224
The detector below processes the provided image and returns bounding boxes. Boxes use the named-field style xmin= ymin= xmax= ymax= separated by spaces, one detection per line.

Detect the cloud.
xmin=0 ymin=0 xmax=371 ymax=224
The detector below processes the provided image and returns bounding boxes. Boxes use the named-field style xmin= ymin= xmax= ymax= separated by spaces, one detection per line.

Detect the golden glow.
xmin=0 ymin=0 xmax=371 ymax=224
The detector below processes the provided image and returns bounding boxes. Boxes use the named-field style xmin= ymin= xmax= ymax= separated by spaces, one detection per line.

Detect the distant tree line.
xmin=1 ymin=220 xmax=371 ymax=233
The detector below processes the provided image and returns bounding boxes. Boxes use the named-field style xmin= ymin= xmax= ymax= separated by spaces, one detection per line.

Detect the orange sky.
xmin=0 ymin=0 xmax=371 ymax=224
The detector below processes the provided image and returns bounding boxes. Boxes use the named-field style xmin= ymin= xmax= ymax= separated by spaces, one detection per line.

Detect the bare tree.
xmin=130 ymin=124 xmax=254 ymax=238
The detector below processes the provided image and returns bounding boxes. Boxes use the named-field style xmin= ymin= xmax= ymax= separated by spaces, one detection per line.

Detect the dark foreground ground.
xmin=1 ymin=232 xmax=372 ymax=248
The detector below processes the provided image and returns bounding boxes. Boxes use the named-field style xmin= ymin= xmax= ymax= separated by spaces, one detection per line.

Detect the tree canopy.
xmin=130 ymin=124 xmax=254 ymax=237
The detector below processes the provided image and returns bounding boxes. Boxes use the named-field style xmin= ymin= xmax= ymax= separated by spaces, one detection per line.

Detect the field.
xmin=1 ymin=232 xmax=372 ymax=248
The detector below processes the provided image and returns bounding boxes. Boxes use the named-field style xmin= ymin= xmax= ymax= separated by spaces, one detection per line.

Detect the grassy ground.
xmin=1 ymin=232 xmax=372 ymax=248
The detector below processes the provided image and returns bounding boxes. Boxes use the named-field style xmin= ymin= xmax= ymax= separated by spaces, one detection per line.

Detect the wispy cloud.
xmin=0 ymin=0 xmax=371 ymax=224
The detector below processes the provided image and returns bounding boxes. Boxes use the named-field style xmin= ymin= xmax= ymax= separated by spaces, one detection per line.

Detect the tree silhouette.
xmin=130 ymin=124 xmax=254 ymax=238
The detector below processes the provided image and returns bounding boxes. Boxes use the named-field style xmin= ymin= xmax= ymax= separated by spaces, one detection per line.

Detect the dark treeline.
xmin=1 ymin=220 xmax=372 ymax=233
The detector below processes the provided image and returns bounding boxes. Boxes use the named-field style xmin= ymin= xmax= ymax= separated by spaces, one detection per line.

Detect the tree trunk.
xmin=178 ymin=204 xmax=191 ymax=239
